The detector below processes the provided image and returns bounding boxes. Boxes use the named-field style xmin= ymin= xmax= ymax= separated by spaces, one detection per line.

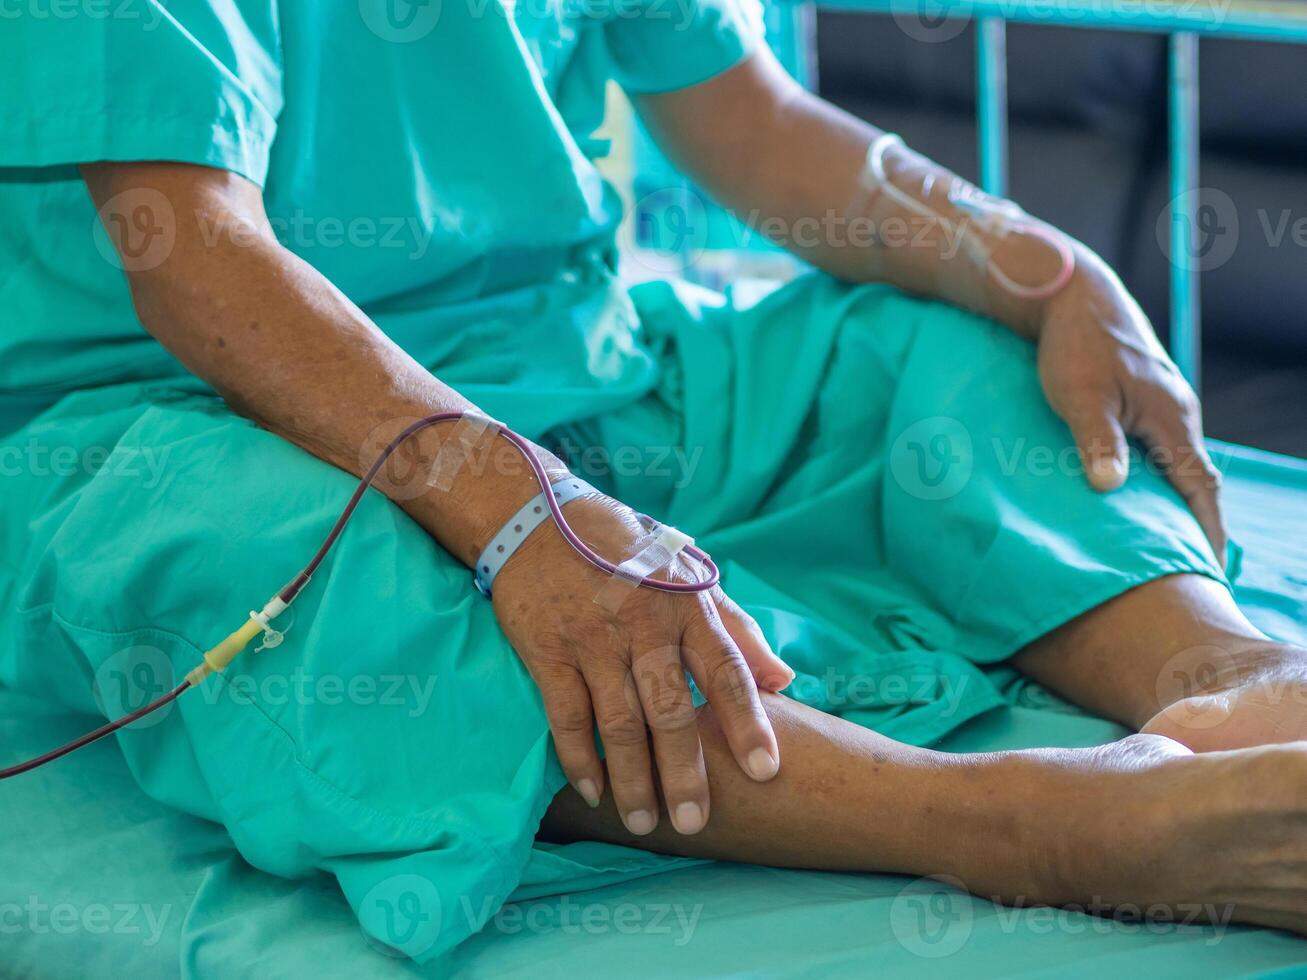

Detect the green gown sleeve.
xmin=601 ymin=0 xmax=767 ymax=94
xmin=0 ymin=1 xmax=282 ymax=184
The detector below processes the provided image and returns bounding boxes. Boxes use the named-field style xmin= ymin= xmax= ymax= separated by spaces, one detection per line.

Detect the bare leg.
xmin=545 ymin=693 xmax=1047 ymax=897
xmin=541 ymin=692 xmax=1307 ymax=934
xmin=1014 ymin=573 xmax=1307 ymax=750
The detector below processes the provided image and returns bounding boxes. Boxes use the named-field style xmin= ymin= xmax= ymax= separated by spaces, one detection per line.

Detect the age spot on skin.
xmin=802 ymin=772 xmax=848 ymax=795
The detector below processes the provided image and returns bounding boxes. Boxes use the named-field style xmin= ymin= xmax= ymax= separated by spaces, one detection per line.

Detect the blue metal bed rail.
xmin=806 ymin=0 xmax=1307 ymax=391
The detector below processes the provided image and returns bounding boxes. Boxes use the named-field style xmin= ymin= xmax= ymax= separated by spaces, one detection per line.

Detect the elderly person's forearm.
xmin=83 ymin=160 xmax=566 ymax=566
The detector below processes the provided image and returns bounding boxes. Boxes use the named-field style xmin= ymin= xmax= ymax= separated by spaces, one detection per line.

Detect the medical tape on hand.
xmin=593 ymin=524 xmax=695 ymax=614
xmin=428 ymin=412 xmax=496 ymax=491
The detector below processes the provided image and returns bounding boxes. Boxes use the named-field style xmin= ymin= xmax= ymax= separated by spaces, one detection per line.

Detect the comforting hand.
xmin=1036 ymin=246 xmax=1227 ymax=564
xmin=490 ymin=492 xmax=793 ymax=836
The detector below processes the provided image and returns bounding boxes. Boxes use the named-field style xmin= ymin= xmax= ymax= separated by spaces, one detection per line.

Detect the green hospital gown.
xmin=0 ymin=0 xmax=1224 ymax=963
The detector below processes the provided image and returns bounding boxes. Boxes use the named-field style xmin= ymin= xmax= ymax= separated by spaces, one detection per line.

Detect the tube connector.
xmin=250 ymin=595 xmax=291 ymax=651
xmin=250 ymin=596 xmax=289 ymax=630
xmin=185 ymin=618 xmax=263 ymax=687
xmin=183 ymin=593 xmax=294 ymax=687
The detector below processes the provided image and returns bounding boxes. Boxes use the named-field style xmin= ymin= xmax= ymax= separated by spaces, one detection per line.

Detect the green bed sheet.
xmin=2 ymin=442 xmax=1306 ymax=979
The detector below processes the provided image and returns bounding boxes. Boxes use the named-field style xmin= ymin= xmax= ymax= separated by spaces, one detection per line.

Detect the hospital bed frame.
xmin=782 ymin=0 xmax=1307 ymax=393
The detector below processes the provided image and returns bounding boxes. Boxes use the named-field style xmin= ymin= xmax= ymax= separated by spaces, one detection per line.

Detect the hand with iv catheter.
xmin=15 ymin=32 xmax=1307 ymax=941
xmin=3 ymin=160 xmax=792 ymax=841
xmin=638 ymin=48 xmax=1226 ymax=564
xmin=7 ymin=48 xmax=1225 ymax=820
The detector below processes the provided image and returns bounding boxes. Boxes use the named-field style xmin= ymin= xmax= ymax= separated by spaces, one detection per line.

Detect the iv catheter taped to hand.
xmin=427 ymin=411 xmax=496 ymax=491
xmin=2 ymin=410 xmax=721 ymax=780
xmin=593 ymin=524 xmax=697 ymax=614
xmin=849 ymin=133 xmax=1076 ymax=309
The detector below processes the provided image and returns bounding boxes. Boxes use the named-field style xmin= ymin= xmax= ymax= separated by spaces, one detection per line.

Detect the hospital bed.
xmin=5 ymin=2 xmax=1307 ymax=976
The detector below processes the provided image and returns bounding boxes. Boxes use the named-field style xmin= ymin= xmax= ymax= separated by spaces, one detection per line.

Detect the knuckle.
xmin=549 ymin=704 xmax=593 ymax=737
xmin=608 ymin=774 xmax=653 ymax=802
xmin=1157 ymin=376 xmax=1199 ymax=417
xmin=644 ymin=682 xmax=695 ymax=731
xmin=1115 ymin=351 xmax=1148 ymax=385
xmin=1169 ymin=445 xmax=1219 ymax=489
xmin=628 ymin=648 xmax=686 ymax=715
xmin=1175 ymin=382 xmax=1201 ymax=414
xmin=702 ymin=653 xmax=756 ymax=713
xmin=667 ymin=556 xmax=699 ymax=587
xmin=1135 ymin=367 xmax=1171 ymax=399
xmin=628 ymin=648 xmax=681 ymax=686
xmin=720 ymin=595 xmax=762 ymax=633
xmin=534 ymin=658 xmax=579 ymax=684
xmin=658 ymin=760 xmax=706 ymax=792
xmin=1194 ymin=469 xmax=1222 ymax=495
xmin=600 ymin=715 xmax=649 ymax=749
xmin=1199 ymin=457 xmax=1223 ymax=486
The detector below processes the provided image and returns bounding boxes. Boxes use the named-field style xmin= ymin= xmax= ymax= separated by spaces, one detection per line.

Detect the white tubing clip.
xmin=250 ymin=596 xmax=290 ymax=652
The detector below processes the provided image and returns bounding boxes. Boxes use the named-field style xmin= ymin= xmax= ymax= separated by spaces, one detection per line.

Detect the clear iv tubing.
xmin=0 ymin=412 xmax=718 ymax=781
xmin=866 ymin=134 xmax=1076 ymax=302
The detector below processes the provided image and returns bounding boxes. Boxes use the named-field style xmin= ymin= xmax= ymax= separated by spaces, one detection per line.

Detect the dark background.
xmin=816 ymin=16 xmax=1307 ymax=457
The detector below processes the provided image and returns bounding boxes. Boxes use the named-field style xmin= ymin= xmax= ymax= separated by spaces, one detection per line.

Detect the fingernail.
xmin=746 ymin=747 xmax=779 ymax=781
xmin=576 ymin=779 xmax=600 ymax=808
xmin=624 ymin=809 xmax=657 ymax=836
xmin=1091 ymin=455 xmax=1127 ymax=486
xmin=760 ymin=667 xmax=796 ymax=692
xmin=672 ymin=801 xmax=705 ymax=835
